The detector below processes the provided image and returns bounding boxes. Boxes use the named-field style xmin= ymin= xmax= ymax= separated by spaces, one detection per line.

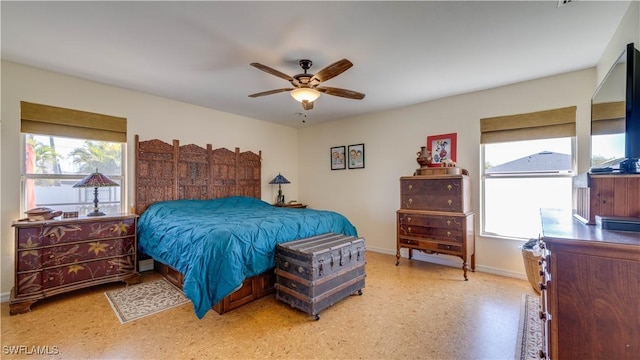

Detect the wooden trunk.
xmin=274 ymin=233 xmax=366 ymax=320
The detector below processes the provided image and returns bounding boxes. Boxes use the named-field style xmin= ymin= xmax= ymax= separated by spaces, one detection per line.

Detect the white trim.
xmin=139 ymin=259 xmax=154 ymax=272
xmin=1 ymin=292 xmax=10 ymax=303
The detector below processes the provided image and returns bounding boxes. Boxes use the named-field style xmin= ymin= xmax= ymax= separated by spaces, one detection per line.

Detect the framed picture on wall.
xmin=347 ymin=143 xmax=365 ymax=169
xmin=331 ymin=146 xmax=346 ymax=170
xmin=427 ymin=133 xmax=457 ymax=167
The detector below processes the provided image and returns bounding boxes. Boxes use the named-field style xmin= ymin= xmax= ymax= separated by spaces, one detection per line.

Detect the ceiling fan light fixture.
xmin=290 ymin=88 xmax=320 ymax=103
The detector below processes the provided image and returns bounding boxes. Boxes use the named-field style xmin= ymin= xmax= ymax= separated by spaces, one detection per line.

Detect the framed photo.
xmin=331 ymin=146 xmax=346 ymax=170
xmin=347 ymin=144 xmax=365 ymax=169
xmin=427 ymin=133 xmax=457 ymax=167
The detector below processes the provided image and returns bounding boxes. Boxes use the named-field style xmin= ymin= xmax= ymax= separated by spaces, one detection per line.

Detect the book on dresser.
xmin=396 ymin=168 xmax=475 ymax=280
xmin=10 ymin=214 xmax=140 ymax=315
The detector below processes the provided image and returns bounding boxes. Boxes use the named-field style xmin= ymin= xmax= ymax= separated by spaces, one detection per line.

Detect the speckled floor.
xmin=1 ymin=252 xmax=534 ymax=360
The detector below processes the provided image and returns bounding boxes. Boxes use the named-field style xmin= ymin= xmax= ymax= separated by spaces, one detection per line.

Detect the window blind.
xmin=591 ymin=101 xmax=624 ymax=135
xmin=480 ymin=106 xmax=576 ymax=144
xmin=20 ymin=101 xmax=127 ymax=142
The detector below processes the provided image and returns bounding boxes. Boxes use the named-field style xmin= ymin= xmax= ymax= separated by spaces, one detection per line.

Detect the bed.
xmin=134 ymin=136 xmax=357 ymax=318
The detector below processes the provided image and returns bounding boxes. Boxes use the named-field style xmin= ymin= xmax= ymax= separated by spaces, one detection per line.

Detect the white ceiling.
xmin=1 ymin=1 xmax=631 ymax=127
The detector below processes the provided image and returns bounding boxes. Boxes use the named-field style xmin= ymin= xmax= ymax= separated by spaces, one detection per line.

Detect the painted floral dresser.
xmin=10 ymin=214 xmax=140 ymax=315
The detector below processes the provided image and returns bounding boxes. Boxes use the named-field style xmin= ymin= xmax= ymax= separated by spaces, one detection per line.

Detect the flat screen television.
xmin=591 ymin=42 xmax=640 ymax=173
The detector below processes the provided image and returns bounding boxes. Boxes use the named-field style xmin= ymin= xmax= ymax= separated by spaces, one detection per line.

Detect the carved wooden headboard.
xmin=134 ymin=135 xmax=262 ymax=214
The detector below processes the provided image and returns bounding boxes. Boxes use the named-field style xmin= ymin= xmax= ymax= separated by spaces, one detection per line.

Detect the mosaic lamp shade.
xmin=73 ymin=169 xmax=119 ymax=216
xmin=269 ymin=173 xmax=290 ymax=205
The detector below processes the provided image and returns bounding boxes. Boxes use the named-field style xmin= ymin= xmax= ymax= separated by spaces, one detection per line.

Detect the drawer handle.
xmin=49 ymin=254 xmax=55 ymax=259
xmin=539 ymin=311 xmax=546 ymax=320
xmin=448 ymin=199 xmax=452 ymax=206
xmin=446 ymin=231 xmax=451 ymax=237
xmin=283 ymin=261 xmax=289 ymax=269
xmin=290 ymin=283 xmax=297 ymax=289
xmin=407 ymin=217 xmax=412 ymax=223
xmin=408 ymin=184 xmax=413 ymax=191
xmin=408 ymin=198 xmax=413 ymax=205
xmin=407 ymin=227 xmax=412 ymax=233
xmin=48 ymin=276 xmax=54 ymax=281
xmin=447 ymin=184 xmax=452 ymax=191
xmin=297 ymin=266 xmax=304 ymax=274
xmin=447 ymin=220 xmax=451 ymax=226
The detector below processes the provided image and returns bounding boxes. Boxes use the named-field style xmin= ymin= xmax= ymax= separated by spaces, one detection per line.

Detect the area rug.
xmin=105 ymin=279 xmax=190 ymax=324
xmin=515 ymin=294 xmax=543 ymax=360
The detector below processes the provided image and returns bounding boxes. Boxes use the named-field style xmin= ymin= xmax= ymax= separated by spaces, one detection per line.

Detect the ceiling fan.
xmin=248 ymin=58 xmax=365 ymax=111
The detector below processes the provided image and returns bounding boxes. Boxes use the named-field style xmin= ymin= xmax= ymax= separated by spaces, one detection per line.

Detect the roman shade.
xmin=20 ymin=101 xmax=127 ymax=142
xmin=591 ymin=101 xmax=625 ymax=135
xmin=480 ymin=106 xmax=576 ymax=144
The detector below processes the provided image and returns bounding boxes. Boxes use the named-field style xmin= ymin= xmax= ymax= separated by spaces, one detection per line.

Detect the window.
xmin=482 ymin=138 xmax=573 ymax=239
xmin=20 ymin=101 xmax=127 ymax=216
xmin=24 ymin=135 xmax=124 ymax=215
xmin=480 ymin=106 xmax=576 ymax=239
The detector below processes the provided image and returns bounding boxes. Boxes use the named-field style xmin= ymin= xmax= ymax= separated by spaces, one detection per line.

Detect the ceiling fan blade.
xmin=250 ymin=63 xmax=294 ymax=81
xmin=248 ymin=88 xmax=294 ymax=98
xmin=317 ymin=86 xmax=365 ymax=100
xmin=310 ymin=59 xmax=353 ymax=83
xmin=302 ymin=100 xmax=314 ymax=111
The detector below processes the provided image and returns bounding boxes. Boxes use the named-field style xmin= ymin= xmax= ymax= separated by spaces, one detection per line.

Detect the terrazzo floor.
xmin=1 ymin=251 xmax=534 ymax=360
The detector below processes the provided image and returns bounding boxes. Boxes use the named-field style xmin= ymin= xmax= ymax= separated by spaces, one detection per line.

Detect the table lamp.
xmin=269 ymin=173 xmax=290 ymax=206
xmin=73 ymin=169 xmax=119 ymax=216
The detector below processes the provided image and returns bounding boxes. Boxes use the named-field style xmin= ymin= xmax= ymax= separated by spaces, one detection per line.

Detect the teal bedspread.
xmin=137 ymin=196 xmax=357 ymax=318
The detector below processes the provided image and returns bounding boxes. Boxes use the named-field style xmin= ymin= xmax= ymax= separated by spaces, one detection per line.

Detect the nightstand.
xmin=276 ymin=203 xmax=307 ymax=208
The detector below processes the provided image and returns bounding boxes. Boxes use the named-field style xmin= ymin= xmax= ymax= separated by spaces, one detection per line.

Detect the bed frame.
xmin=134 ymin=135 xmax=275 ymax=315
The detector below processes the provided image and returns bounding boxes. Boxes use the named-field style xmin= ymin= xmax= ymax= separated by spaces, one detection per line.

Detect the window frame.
xmin=20 ymin=134 xmax=127 ymax=216
xmin=480 ymin=137 xmax=576 ymax=240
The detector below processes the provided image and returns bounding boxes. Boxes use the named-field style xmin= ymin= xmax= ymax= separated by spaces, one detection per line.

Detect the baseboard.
xmin=1 ymin=291 xmax=9 ymax=303
xmin=139 ymin=259 xmax=154 ymax=272
xmin=365 ymin=246 xmax=527 ymax=280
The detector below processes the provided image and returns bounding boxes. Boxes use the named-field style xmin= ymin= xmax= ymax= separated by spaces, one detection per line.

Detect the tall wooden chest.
xmin=396 ymin=172 xmax=475 ymax=280
xmin=274 ymin=233 xmax=366 ymax=320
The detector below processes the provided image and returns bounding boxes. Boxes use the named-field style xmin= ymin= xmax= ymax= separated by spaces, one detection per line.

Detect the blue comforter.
xmin=137 ymin=196 xmax=357 ymax=318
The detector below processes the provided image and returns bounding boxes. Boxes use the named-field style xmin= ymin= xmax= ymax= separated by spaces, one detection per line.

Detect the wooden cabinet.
xmin=575 ymin=173 xmax=640 ymax=224
xmin=10 ymin=214 xmax=140 ymax=315
xmin=539 ymin=209 xmax=640 ymax=360
xmin=396 ymin=172 xmax=475 ymax=280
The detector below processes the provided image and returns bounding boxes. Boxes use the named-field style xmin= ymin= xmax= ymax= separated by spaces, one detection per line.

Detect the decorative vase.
xmin=416 ymin=146 xmax=432 ymax=167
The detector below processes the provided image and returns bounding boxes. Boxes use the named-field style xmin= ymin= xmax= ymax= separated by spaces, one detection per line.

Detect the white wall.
xmin=597 ymin=1 xmax=640 ymax=83
xmin=0 ymin=61 xmax=299 ymax=296
xmin=298 ymin=68 xmax=595 ymax=279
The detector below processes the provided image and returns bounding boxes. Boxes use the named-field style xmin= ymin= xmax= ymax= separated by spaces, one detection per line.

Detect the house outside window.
xmin=480 ymin=106 xmax=576 ymax=240
xmin=20 ymin=101 xmax=127 ymax=216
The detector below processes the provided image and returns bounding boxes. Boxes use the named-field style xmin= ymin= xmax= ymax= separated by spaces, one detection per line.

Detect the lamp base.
xmin=86 ymin=210 xmax=106 ymax=217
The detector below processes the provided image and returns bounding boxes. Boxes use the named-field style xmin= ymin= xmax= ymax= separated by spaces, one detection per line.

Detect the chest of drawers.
xmin=539 ymin=209 xmax=640 ymax=360
xmin=10 ymin=214 xmax=140 ymax=315
xmin=396 ymin=173 xmax=475 ymax=280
